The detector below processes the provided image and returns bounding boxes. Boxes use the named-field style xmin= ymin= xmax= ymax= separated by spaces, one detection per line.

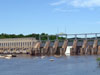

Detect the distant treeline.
xmin=0 ymin=33 xmax=65 ymax=40
xmin=0 ymin=33 xmax=99 ymax=41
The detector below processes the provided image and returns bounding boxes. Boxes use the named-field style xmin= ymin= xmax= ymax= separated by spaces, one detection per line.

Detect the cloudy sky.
xmin=0 ymin=0 xmax=100 ymax=35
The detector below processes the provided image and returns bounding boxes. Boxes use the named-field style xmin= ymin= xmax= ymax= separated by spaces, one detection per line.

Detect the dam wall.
xmin=30 ymin=39 xmax=100 ymax=56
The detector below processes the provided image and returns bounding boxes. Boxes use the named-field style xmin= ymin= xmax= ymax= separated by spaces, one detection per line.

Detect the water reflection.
xmin=0 ymin=55 xmax=100 ymax=75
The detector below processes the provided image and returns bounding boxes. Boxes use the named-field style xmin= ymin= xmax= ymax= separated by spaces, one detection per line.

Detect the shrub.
xmin=97 ymin=58 xmax=100 ymax=61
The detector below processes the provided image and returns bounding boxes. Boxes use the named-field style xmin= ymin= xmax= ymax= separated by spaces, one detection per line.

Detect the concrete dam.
xmin=31 ymin=33 xmax=100 ymax=56
xmin=0 ymin=33 xmax=100 ymax=56
xmin=31 ymin=39 xmax=100 ymax=56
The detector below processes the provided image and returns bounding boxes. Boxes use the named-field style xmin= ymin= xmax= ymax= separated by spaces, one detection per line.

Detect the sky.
xmin=0 ymin=0 xmax=100 ymax=35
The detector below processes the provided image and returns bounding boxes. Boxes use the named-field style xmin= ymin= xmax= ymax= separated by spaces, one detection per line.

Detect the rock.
xmin=41 ymin=56 xmax=45 ymax=59
xmin=50 ymin=59 xmax=54 ymax=61
xmin=0 ymin=55 xmax=5 ymax=58
xmin=6 ymin=55 xmax=12 ymax=57
xmin=5 ymin=56 xmax=12 ymax=59
xmin=12 ymin=54 xmax=17 ymax=57
xmin=54 ymin=55 xmax=61 ymax=58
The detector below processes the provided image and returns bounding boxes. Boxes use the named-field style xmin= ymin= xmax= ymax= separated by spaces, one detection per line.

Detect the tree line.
xmin=0 ymin=33 xmax=98 ymax=41
xmin=0 ymin=33 xmax=65 ymax=40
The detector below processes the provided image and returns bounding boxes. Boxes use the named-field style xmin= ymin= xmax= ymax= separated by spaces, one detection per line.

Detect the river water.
xmin=0 ymin=55 xmax=100 ymax=75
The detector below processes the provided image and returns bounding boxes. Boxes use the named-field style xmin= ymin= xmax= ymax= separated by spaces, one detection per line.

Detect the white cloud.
xmin=54 ymin=8 xmax=79 ymax=12
xmin=50 ymin=0 xmax=67 ymax=6
xmin=51 ymin=0 xmax=100 ymax=8
xmin=71 ymin=0 xmax=100 ymax=8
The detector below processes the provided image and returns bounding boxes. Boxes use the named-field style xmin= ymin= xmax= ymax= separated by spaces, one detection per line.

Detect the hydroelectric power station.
xmin=0 ymin=33 xmax=100 ymax=56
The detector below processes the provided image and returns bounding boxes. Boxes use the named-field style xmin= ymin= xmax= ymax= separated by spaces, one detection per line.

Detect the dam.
xmin=0 ymin=33 xmax=100 ymax=56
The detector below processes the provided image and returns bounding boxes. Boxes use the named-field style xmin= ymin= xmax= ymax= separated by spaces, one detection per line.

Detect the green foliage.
xmin=0 ymin=33 xmax=58 ymax=40
xmin=0 ymin=33 xmax=99 ymax=41
xmin=41 ymin=33 xmax=48 ymax=40
xmin=49 ymin=35 xmax=56 ymax=40
xmin=58 ymin=37 xmax=66 ymax=40
xmin=97 ymin=58 xmax=100 ymax=61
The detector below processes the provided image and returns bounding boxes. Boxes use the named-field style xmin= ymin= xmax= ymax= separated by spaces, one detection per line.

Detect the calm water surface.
xmin=0 ymin=55 xmax=100 ymax=75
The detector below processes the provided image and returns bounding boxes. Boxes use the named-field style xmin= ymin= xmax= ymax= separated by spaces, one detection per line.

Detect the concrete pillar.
xmin=92 ymin=39 xmax=98 ymax=54
xmin=31 ymin=41 xmax=41 ymax=55
xmin=80 ymin=40 xmax=88 ymax=55
xmin=60 ymin=40 xmax=68 ymax=55
xmin=47 ymin=36 xmax=49 ymax=41
xmin=87 ymin=45 xmax=92 ymax=55
xmin=95 ymin=33 xmax=97 ymax=39
xmin=56 ymin=35 xmax=58 ymax=40
xmin=52 ymin=40 xmax=59 ymax=54
xmin=41 ymin=41 xmax=50 ymax=55
xmin=70 ymin=39 xmax=77 ymax=55
xmin=98 ymin=46 xmax=100 ymax=55
xmin=39 ymin=35 xmax=41 ymax=41
xmin=85 ymin=34 xmax=87 ymax=39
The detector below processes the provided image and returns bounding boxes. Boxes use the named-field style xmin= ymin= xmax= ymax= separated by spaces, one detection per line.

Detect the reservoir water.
xmin=0 ymin=55 xmax=100 ymax=75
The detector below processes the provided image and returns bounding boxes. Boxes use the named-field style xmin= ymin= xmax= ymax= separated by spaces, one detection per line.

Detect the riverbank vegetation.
xmin=97 ymin=58 xmax=100 ymax=61
xmin=96 ymin=58 xmax=100 ymax=66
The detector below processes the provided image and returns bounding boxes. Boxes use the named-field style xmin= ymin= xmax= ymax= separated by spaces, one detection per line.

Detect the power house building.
xmin=0 ymin=38 xmax=37 ymax=54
